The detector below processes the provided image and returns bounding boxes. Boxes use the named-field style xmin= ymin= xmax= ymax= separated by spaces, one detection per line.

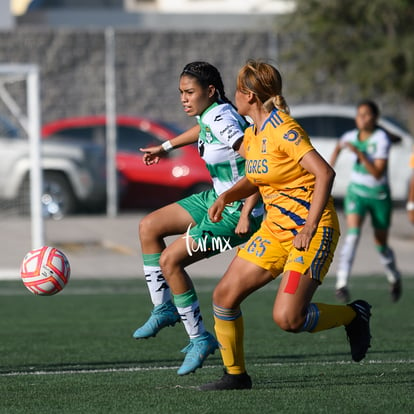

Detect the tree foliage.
xmin=280 ymin=0 xmax=414 ymax=101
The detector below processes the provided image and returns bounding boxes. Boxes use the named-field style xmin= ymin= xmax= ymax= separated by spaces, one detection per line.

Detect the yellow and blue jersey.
xmin=244 ymin=109 xmax=338 ymax=242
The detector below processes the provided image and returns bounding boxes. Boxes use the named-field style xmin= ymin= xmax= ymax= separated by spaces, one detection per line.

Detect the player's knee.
xmin=273 ymin=308 xmax=304 ymax=332
xmin=212 ymin=282 xmax=239 ymax=309
xmin=158 ymin=249 xmax=176 ymax=276
xmin=139 ymin=214 xmax=160 ymax=240
xmin=212 ymin=285 xmax=225 ymax=305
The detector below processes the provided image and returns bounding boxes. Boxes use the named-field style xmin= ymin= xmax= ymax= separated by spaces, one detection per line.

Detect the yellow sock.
xmin=310 ymin=303 xmax=356 ymax=333
xmin=214 ymin=314 xmax=245 ymax=375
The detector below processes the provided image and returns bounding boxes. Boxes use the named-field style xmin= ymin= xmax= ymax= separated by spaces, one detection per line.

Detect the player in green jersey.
xmin=132 ymin=62 xmax=263 ymax=376
xmin=330 ymin=100 xmax=402 ymax=303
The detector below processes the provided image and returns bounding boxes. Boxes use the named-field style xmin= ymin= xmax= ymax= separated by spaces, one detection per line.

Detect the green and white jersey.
xmin=340 ymin=127 xmax=390 ymax=197
xmin=196 ymin=102 xmax=248 ymax=196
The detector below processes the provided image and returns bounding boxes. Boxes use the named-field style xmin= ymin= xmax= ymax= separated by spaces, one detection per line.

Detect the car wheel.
xmin=18 ymin=172 xmax=78 ymax=219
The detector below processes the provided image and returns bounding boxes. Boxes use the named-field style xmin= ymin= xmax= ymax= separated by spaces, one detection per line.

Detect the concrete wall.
xmin=0 ymin=28 xmax=406 ymax=132
xmin=0 ymin=28 xmax=273 ymax=130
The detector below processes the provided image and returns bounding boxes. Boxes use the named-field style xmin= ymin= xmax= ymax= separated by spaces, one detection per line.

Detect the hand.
xmin=293 ymin=224 xmax=316 ymax=251
xmin=140 ymin=145 xmax=164 ymax=165
xmin=234 ymin=215 xmax=250 ymax=236
xmin=344 ymin=142 xmax=358 ymax=155
xmin=208 ymin=196 xmax=226 ymax=223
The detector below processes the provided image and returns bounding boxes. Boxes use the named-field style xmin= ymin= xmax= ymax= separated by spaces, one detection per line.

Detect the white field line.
xmin=1 ymin=359 xmax=413 ymax=377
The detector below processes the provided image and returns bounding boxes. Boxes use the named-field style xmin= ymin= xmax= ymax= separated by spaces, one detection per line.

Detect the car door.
xmin=293 ymin=115 xmax=356 ymax=198
xmin=115 ymin=124 xmax=187 ymax=186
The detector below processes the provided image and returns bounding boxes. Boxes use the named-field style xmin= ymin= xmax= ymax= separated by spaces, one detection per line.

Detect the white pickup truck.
xmin=0 ymin=119 xmax=108 ymax=219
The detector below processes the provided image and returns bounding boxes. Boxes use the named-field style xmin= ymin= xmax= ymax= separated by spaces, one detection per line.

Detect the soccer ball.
xmin=20 ymin=246 xmax=71 ymax=295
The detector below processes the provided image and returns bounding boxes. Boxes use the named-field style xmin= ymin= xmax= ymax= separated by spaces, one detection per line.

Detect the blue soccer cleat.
xmin=177 ymin=331 xmax=219 ymax=376
xmin=132 ymin=300 xmax=180 ymax=339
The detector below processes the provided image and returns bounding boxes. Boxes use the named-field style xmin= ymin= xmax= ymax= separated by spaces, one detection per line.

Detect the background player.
xmin=407 ymin=148 xmax=414 ymax=225
xmin=330 ymin=100 xmax=402 ymax=303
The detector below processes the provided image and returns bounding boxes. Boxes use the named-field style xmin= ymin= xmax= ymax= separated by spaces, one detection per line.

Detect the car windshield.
xmin=294 ymin=115 xmax=356 ymax=139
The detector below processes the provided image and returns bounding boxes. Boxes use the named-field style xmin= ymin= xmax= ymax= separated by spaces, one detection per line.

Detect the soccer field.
xmin=1 ymin=276 xmax=413 ymax=414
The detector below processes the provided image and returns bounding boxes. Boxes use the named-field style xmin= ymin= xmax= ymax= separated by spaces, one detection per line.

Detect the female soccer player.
xmin=407 ymin=148 xmax=414 ymax=225
xmin=330 ymin=100 xmax=402 ymax=303
xmin=133 ymin=61 xmax=263 ymax=376
xmin=199 ymin=60 xmax=372 ymax=391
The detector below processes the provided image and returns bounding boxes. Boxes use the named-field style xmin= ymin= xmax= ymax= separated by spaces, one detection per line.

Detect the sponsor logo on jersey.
xmin=283 ymin=129 xmax=299 ymax=142
xmin=294 ymin=256 xmax=304 ymax=264
xmin=220 ymin=124 xmax=239 ymax=141
xmin=214 ymin=115 xmax=223 ymax=122
xmin=246 ymin=159 xmax=269 ymax=174
xmin=283 ymin=129 xmax=304 ymax=145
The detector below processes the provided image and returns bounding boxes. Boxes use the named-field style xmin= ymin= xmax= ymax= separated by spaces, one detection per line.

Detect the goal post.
xmin=0 ymin=64 xmax=44 ymax=249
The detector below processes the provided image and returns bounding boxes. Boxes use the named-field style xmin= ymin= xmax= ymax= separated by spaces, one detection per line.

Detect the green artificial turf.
xmin=0 ymin=276 xmax=413 ymax=413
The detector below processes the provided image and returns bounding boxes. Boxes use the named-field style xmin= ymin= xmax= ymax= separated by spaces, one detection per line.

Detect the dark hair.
xmin=180 ymin=61 xmax=234 ymax=106
xmin=357 ymin=99 xmax=380 ymax=118
xmin=357 ymin=99 xmax=401 ymax=143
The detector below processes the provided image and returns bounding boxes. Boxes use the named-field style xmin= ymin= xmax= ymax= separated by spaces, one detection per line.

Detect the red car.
xmin=42 ymin=115 xmax=212 ymax=209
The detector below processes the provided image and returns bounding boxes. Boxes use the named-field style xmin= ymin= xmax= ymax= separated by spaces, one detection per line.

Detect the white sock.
xmin=143 ymin=265 xmax=171 ymax=307
xmin=336 ymin=232 xmax=360 ymax=289
xmin=378 ymin=247 xmax=401 ymax=283
xmin=176 ymin=300 xmax=206 ymax=339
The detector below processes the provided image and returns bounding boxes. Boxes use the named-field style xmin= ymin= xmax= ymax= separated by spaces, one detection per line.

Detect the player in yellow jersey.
xmin=132 ymin=62 xmax=263 ymax=377
xmin=199 ymin=60 xmax=372 ymax=391
xmin=407 ymin=149 xmax=414 ymax=224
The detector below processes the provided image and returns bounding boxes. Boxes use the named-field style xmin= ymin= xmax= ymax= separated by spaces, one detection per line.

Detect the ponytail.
xmin=263 ymin=95 xmax=290 ymax=114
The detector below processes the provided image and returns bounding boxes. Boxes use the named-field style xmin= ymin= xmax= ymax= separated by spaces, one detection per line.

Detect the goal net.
xmin=0 ymin=64 xmax=44 ymax=250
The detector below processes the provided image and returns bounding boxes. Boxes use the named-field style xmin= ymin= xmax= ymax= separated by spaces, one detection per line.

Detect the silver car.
xmin=0 ymin=114 xmax=108 ymax=218
xmin=290 ymin=104 xmax=413 ymax=201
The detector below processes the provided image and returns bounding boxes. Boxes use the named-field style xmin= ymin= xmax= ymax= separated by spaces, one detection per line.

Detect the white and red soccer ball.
xmin=20 ymin=246 xmax=71 ymax=295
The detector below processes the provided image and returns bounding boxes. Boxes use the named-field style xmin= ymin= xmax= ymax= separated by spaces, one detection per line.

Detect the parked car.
xmin=0 ymin=115 xmax=109 ymax=219
xmin=41 ymin=115 xmax=212 ymax=209
xmin=290 ymin=104 xmax=413 ymax=201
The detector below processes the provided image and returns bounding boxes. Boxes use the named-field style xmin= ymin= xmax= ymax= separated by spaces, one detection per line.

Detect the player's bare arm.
xmin=209 ymin=177 xmax=258 ymax=223
xmin=295 ymin=150 xmax=335 ymax=251
xmin=140 ymin=124 xmax=200 ymax=165
xmin=345 ymin=143 xmax=387 ymax=179
xmin=234 ymin=191 xmax=260 ymax=236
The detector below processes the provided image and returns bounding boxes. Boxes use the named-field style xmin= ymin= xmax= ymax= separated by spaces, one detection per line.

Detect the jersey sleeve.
xmin=275 ymin=120 xmax=314 ymax=163
xmin=373 ymin=129 xmax=391 ymax=159
xmin=207 ymin=107 xmax=246 ymax=149
xmin=340 ymin=130 xmax=357 ymax=146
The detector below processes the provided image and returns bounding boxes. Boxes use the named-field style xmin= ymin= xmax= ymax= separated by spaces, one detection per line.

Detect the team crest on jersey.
xmin=205 ymin=127 xmax=213 ymax=143
xmin=261 ymin=138 xmax=267 ymax=153
xmin=367 ymin=142 xmax=377 ymax=155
